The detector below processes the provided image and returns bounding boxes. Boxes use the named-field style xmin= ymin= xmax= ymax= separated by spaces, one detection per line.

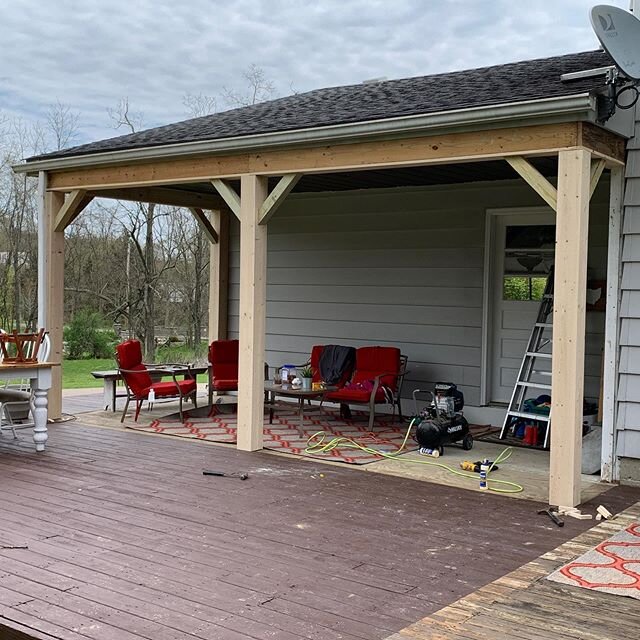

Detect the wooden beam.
xmin=549 ymin=148 xmax=591 ymax=508
xmin=259 ymin=173 xmax=302 ymax=224
xmin=208 ymin=209 xmax=229 ymax=343
xmin=188 ymin=207 xmax=219 ymax=244
xmin=53 ymin=189 xmax=93 ymax=231
xmin=90 ymin=186 xmax=226 ymax=210
xmin=506 ymin=156 xmax=557 ymax=211
xmin=48 ymin=123 xmax=592 ymax=191
xmin=44 ymin=190 xmax=65 ymax=420
xmin=601 ymin=165 xmax=624 ymax=482
xmin=211 ymin=179 xmax=240 ymax=219
xmin=579 ymin=122 xmax=626 ymax=166
xmin=237 ymin=175 xmax=268 ymax=452
xmin=590 ymin=159 xmax=606 ymax=199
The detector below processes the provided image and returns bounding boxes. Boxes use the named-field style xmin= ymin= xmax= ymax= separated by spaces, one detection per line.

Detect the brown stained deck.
xmin=0 ymin=422 xmax=638 ymax=640
xmin=384 ymin=501 xmax=640 ymax=640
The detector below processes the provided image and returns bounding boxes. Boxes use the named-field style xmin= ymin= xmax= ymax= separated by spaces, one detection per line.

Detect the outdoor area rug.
xmin=547 ymin=522 xmax=640 ymax=599
xmin=127 ymin=405 xmax=417 ymax=464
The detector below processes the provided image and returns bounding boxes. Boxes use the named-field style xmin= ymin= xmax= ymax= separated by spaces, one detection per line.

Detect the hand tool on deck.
xmin=538 ymin=508 xmax=564 ymax=527
xmin=203 ymin=470 xmax=249 ymax=480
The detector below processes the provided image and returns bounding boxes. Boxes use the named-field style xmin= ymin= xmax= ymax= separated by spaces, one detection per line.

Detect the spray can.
xmin=479 ymin=458 xmax=489 ymax=490
xmin=419 ymin=447 xmax=440 ymax=458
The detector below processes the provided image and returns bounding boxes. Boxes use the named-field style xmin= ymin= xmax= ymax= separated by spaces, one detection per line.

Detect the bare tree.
xmin=223 ymin=64 xmax=275 ymax=107
xmin=64 ymin=204 xmax=130 ymax=323
xmin=46 ymin=101 xmax=80 ymax=151
xmin=0 ymin=107 xmax=79 ymax=331
xmin=107 ymin=97 xmax=144 ymax=134
xmin=107 ymin=98 xmax=165 ymax=358
xmin=182 ymin=93 xmax=217 ymax=118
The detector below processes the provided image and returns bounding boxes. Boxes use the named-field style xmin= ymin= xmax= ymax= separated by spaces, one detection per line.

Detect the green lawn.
xmin=62 ymin=358 xmax=116 ymax=389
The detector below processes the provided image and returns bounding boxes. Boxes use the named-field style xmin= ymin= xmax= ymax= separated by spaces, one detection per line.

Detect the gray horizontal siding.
xmin=228 ymin=180 xmax=607 ymax=412
xmin=617 ymin=104 xmax=640 ymax=459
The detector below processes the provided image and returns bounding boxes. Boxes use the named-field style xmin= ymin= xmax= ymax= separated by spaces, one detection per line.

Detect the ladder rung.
xmin=516 ymin=381 xmax=552 ymax=390
xmin=525 ymin=352 xmax=552 ymax=358
xmin=506 ymin=410 xmax=551 ymax=422
xmin=535 ymin=323 xmax=553 ymax=328
xmin=532 ymin=370 xmax=552 ymax=377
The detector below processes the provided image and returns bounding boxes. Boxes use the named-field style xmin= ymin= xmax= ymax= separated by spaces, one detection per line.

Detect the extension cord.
xmin=304 ymin=419 xmax=523 ymax=494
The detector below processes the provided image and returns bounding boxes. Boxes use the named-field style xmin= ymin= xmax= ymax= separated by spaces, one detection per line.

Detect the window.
xmin=503 ymin=276 xmax=548 ymax=301
xmin=502 ymin=224 xmax=553 ymax=301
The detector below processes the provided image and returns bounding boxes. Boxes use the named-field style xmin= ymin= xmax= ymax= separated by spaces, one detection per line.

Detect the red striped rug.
xmin=127 ymin=405 xmax=414 ymax=464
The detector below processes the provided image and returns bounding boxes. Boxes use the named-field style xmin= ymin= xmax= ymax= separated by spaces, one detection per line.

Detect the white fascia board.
xmin=14 ymin=93 xmax=596 ymax=175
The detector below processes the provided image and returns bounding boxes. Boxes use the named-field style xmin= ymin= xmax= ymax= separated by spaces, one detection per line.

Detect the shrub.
xmin=64 ymin=311 xmax=118 ymax=360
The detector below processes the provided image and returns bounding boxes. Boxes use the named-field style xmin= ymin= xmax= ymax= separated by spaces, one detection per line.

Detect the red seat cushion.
xmin=352 ymin=346 xmax=400 ymax=390
xmin=326 ymin=386 xmax=386 ymax=404
xmin=325 ymin=346 xmax=400 ymax=405
xmin=116 ymin=339 xmax=144 ymax=369
xmin=116 ymin=340 xmax=153 ymax=397
xmin=209 ymin=340 xmax=239 ymax=389
xmin=211 ymin=379 xmax=238 ymax=392
xmin=310 ymin=345 xmax=324 ymax=383
xmin=151 ymin=379 xmax=197 ymax=398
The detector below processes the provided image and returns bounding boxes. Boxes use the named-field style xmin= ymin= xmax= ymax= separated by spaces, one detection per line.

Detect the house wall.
xmin=227 ymin=179 xmax=609 ymax=420
xmin=617 ymin=102 xmax=640 ymax=465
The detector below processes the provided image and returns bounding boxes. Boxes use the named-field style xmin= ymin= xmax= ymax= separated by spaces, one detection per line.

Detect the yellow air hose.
xmin=304 ymin=418 xmax=524 ymax=494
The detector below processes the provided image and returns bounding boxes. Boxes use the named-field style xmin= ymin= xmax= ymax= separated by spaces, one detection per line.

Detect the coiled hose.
xmin=304 ymin=417 xmax=523 ymax=494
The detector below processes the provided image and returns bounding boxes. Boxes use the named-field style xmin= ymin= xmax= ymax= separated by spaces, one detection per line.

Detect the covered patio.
xmin=21 ymin=119 xmax=627 ymax=510
xmin=11 ymin=49 xmax=637 ymax=511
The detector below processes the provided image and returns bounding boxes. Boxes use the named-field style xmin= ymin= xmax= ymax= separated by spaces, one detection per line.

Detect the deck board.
xmin=1 ymin=422 xmax=638 ymax=640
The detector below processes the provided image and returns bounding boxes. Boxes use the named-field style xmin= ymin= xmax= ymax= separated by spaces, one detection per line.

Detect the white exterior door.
xmin=489 ymin=213 xmax=555 ymax=403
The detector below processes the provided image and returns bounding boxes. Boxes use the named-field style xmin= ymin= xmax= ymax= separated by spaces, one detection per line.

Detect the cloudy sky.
xmin=0 ymin=0 xmax=632 ymax=145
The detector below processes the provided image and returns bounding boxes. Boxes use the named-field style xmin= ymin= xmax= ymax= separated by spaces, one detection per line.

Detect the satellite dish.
xmin=590 ymin=5 xmax=640 ymax=80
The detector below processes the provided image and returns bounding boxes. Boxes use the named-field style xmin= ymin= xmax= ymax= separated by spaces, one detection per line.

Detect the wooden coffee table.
xmin=264 ymin=383 xmax=337 ymax=433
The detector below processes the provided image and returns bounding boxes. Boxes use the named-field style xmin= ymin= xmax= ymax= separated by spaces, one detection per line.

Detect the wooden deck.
xmin=0 ymin=422 xmax=638 ymax=640
xmin=385 ymin=501 xmax=640 ymax=640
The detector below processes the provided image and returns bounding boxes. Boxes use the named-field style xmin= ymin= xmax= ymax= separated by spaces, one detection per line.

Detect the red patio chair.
xmin=207 ymin=339 xmax=239 ymax=405
xmin=325 ymin=346 xmax=408 ymax=429
xmin=115 ymin=339 xmax=197 ymax=423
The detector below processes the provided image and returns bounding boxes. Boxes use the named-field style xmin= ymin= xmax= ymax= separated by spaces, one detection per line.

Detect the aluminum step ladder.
xmin=500 ymin=273 xmax=553 ymax=448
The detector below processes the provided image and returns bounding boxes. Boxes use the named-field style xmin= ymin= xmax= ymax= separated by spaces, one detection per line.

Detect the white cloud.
xmin=0 ymin=0 xmax=630 ymax=144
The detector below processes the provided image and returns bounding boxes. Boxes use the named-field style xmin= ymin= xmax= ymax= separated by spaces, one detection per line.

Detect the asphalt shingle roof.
xmin=30 ymin=50 xmax=611 ymax=162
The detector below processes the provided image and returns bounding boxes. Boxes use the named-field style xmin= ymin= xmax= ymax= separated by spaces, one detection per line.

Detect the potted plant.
xmin=299 ymin=365 xmax=314 ymax=390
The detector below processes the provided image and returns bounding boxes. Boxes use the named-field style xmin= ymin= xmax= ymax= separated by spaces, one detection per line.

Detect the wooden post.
xmin=43 ymin=189 xmax=65 ymax=420
xmin=237 ymin=175 xmax=268 ymax=451
xmin=549 ymin=148 xmax=591 ymax=508
xmin=208 ymin=209 xmax=229 ymax=341
xmin=601 ymin=165 xmax=624 ymax=482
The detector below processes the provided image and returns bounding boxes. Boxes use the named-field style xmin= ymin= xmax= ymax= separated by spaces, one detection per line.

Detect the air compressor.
xmin=413 ymin=382 xmax=473 ymax=455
